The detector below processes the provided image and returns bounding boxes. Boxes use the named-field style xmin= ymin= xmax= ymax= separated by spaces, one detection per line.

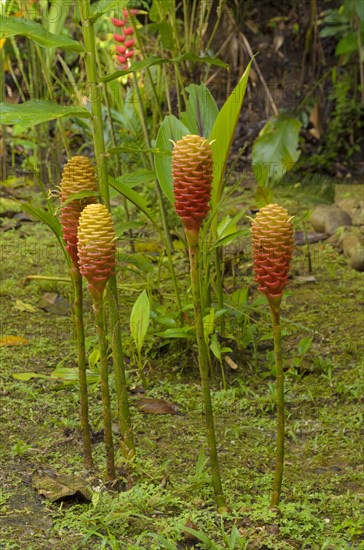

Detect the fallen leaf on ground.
xmin=294 ymin=231 xmax=329 ymax=246
xmin=13 ymin=299 xmax=37 ymax=313
xmin=32 ymin=470 xmax=91 ymax=502
xmin=224 ymin=356 xmax=239 ymax=370
xmin=39 ymin=292 xmax=70 ymax=315
xmin=0 ymin=335 xmax=29 ymax=346
xmin=136 ymin=397 xmax=184 ymax=415
xmin=294 ymin=275 xmax=316 ymax=283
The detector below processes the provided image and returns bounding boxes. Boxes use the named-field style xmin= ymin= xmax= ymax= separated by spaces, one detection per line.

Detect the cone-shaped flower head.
xmin=172 ymin=135 xmax=213 ymax=232
xmin=77 ymin=204 xmax=116 ymax=299
xmin=60 ymin=156 xmax=98 ymax=267
xmin=251 ymin=204 xmax=294 ymax=300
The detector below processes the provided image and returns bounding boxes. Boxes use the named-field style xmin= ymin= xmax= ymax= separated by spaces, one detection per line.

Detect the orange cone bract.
xmin=60 ymin=156 xmax=98 ymax=267
xmin=77 ymin=204 xmax=116 ymax=299
xmin=172 ymin=135 xmax=213 ymax=232
xmin=251 ymin=204 xmax=294 ymax=299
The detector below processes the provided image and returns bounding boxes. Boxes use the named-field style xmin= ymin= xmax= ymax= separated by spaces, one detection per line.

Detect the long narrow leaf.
xmin=109 ymin=176 xmax=158 ymax=229
xmin=102 ymin=54 xmax=228 ymax=83
xmin=18 ymin=202 xmax=70 ymax=266
xmin=154 ymin=116 xmax=190 ymax=204
xmin=210 ymin=60 xmax=252 ymax=207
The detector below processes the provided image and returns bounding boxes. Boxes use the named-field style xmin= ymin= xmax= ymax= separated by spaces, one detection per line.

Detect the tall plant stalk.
xmin=187 ymin=232 xmax=227 ymax=513
xmin=250 ymin=204 xmax=294 ymax=507
xmin=172 ymin=134 xmax=226 ymax=512
xmin=71 ymin=265 xmax=93 ymax=469
xmin=78 ymin=0 xmax=134 ymax=455
xmin=93 ymin=294 xmax=116 ymax=481
xmin=269 ymin=300 xmax=284 ymax=507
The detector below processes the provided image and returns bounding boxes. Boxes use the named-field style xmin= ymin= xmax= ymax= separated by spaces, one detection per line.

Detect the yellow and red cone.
xmin=172 ymin=135 xmax=213 ymax=233
xmin=77 ymin=204 xmax=116 ymax=299
xmin=251 ymin=204 xmax=294 ymax=300
xmin=60 ymin=156 xmax=98 ymax=267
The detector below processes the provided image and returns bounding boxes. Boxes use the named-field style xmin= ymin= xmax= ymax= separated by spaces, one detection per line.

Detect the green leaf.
xmin=203 ymin=308 xmax=215 ymax=343
xmin=108 ymin=175 xmax=158 ymax=229
xmin=156 ymin=327 xmax=195 ymax=339
xmin=252 ymin=115 xmax=302 ymax=187
xmin=180 ymin=84 xmax=219 ymax=137
xmin=298 ymin=337 xmax=312 ymax=356
xmin=0 ymin=100 xmax=91 ymax=127
xmin=60 ymin=190 xmax=99 ymax=208
xmin=13 ymin=372 xmax=50 ymax=381
xmin=130 ymin=290 xmax=150 ymax=354
xmin=17 ymin=201 xmax=69 ymax=265
xmin=102 ymin=54 xmax=228 ymax=83
xmin=109 ymin=169 xmax=156 ymax=190
xmin=210 ymin=60 xmax=252 ymax=207
xmin=154 ymin=115 xmax=190 ymax=204
xmin=19 ymin=202 xmax=61 ymax=239
xmin=0 ymin=16 xmax=83 ymax=51
xmin=335 ymin=32 xmax=361 ymax=55
xmin=90 ymin=0 xmax=129 ymax=20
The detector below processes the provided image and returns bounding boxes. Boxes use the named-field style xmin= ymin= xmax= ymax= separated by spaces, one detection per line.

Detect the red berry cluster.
xmin=111 ymin=9 xmax=138 ymax=69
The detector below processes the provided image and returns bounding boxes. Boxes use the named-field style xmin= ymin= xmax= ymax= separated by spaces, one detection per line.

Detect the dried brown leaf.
xmin=32 ymin=470 xmax=91 ymax=502
xmin=136 ymin=397 xmax=184 ymax=416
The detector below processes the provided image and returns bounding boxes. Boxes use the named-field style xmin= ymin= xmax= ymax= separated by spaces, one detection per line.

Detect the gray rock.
xmin=311 ymin=205 xmax=352 ymax=235
xmin=341 ymin=235 xmax=361 ymax=257
xmin=349 ymin=245 xmax=364 ymax=271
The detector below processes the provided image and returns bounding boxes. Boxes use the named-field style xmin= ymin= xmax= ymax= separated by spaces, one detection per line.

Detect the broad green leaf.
xmin=335 ymin=32 xmax=361 ymax=55
xmin=298 ymin=337 xmax=312 ymax=356
xmin=154 ymin=115 xmax=190 ymax=204
xmin=210 ymin=333 xmax=221 ymax=361
xmin=90 ymin=0 xmax=129 ymax=20
xmin=156 ymin=327 xmax=195 ymax=339
xmin=0 ymin=16 xmax=83 ymax=51
xmin=0 ymin=100 xmax=91 ymax=126
xmin=203 ymin=307 xmax=215 ymax=341
xmin=180 ymin=84 xmax=219 ymax=137
xmin=109 ymin=169 xmax=156 ymax=190
xmin=252 ymin=115 xmax=302 ymax=187
xmin=109 ymin=175 xmax=158 ymax=229
xmin=130 ymin=290 xmax=150 ymax=354
xmin=210 ymin=60 xmax=252 ymax=207
xmin=102 ymin=54 xmax=228 ymax=83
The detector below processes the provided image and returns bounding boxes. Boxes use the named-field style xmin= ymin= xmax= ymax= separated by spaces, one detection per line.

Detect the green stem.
xmin=108 ymin=277 xmax=135 ymax=454
xmin=78 ymin=0 xmax=135 ymax=455
xmin=93 ymin=294 xmax=116 ymax=481
xmin=269 ymin=301 xmax=284 ymax=507
xmin=71 ymin=266 xmax=93 ymax=470
xmin=214 ymin=247 xmax=225 ymax=335
xmin=186 ymin=230 xmax=227 ymax=513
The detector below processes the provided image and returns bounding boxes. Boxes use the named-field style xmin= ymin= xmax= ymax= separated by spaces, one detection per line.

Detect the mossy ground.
xmin=0 ymin=184 xmax=363 ymax=549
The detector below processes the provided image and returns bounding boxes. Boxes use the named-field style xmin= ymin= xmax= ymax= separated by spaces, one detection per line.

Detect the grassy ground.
xmin=0 ymin=184 xmax=363 ymax=549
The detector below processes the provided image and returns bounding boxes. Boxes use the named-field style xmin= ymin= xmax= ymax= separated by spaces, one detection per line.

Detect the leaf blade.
xmin=210 ymin=60 xmax=252 ymax=207
xmin=0 ymin=100 xmax=91 ymax=126
xmin=102 ymin=54 xmax=228 ymax=83
xmin=0 ymin=16 xmax=83 ymax=51
xmin=130 ymin=290 xmax=150 ymax=353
